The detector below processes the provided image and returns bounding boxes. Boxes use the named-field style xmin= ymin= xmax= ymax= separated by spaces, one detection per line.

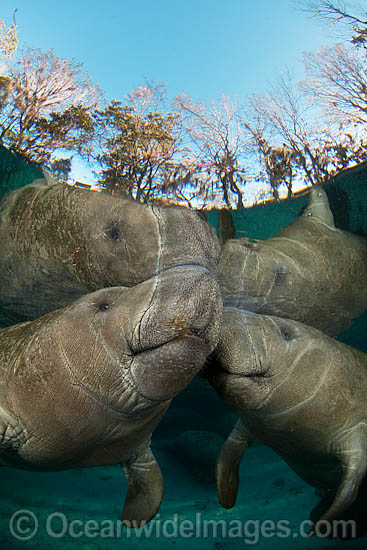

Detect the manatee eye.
xmin=98 ymin=302 xmax=109 ymax=312
xmin=280 ymin=327 xmax=293 ymax=341
xmin=240 ymin=239 xmax=257 ymax=250
xmin=105 ymin=221 xmax=120 ymax=241
xmin=274 ymin=267 xmax=288 ymax=284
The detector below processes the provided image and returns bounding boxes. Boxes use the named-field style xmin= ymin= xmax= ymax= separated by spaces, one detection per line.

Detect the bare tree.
xmin=0 ymin=75 xmax=12 ymax=110
xmin=243 ymin=73 xmax=366 ymax=196
xmin=0 ymin=47 xmax=101 ymax=163
xmin=0 ymin=11 xmax=18 ymax=110
xmin=0 ymin=11 xmax=18 ymax=61
xmin=174 ymin=93 xmax=248 ymax=208
xmin=301 ymin=43 xmax=367 ymax=127
xmin=299 ymin=1 xmax=367 ymax=47
xmin=126 ymin=80 xmax=167 ymax=114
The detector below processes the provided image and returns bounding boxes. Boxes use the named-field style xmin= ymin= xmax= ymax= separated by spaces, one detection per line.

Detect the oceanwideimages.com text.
xmin=9 ymin=510 xmax=357 ymax=544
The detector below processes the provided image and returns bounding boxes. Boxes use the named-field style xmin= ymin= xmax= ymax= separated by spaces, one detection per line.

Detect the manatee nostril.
xmin=181 ymin=328 xmax=203 ymax=342
xmin=173 ymin=318 xmax=203 ymax=341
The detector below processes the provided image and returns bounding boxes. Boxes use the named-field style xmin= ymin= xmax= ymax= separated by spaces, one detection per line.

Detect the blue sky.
xmin=1 ymin=0 xmax=329 ymax=188
xmin=2 ymin=0 xmax=328 ymax=102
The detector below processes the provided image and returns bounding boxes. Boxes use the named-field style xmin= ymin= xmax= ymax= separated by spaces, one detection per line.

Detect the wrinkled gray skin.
xmin=0 ymin=180 xmax=220 ymax=325
xmin=206 ymin=308 xmax=367 ymax=534
xmin=219 ymin=187 xmax=367 ymax=336
xmin=0 ymin=266 xmax=222 ymax=525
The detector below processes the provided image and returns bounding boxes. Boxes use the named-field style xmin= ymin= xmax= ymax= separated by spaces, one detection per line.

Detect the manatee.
xmin=0 ymin=266 xmax=222 ymax=525
xmin=218 ymin=187 xmax=367 ymax=336
xmin=205 ymin=307 xmax=367 ymax=536
xmin=0 ymin=181 xmax=220 ymax=325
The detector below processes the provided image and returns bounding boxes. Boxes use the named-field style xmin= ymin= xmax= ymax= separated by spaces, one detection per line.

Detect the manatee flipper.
xmin=121 ymin=445 xmax=164 ymax=528
xmin=310 ymin=490 xmax=367 ymax=539
xmin=311 ymin=425 xmax=367 ymax=535
xmin=216 ymin=419 xmax=252 ymax=508
xmin=0 ymin=406 xmax=26 ymax=459
xmin=303 ymin=187 xmax=335 ymax=227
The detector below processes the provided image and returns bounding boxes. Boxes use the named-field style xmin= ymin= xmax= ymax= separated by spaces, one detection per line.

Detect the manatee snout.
xmin=208 ymin=309 xmax=267 ymax=374
xmin=129 ymin=266 xmax=222 ymax=401
xmin=92 ymin=266 xmax=222 ymax=403
xmin=159 ymin=207 xmax=220 ymax=275
xmin=204 ymin=309 xmax=281 ymax=409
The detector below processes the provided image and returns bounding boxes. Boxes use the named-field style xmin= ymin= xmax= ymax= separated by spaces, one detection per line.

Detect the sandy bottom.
xmin=1 ymin=434 xmax=366 ymax=550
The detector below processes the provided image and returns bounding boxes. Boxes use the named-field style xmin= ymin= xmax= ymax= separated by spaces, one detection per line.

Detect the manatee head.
xmin=217 ymin=186 xmax=336 ymax=319
xmin=0 ymin=184 xmax=221 ymax=323
xmin=54 ymin=266 xmax=222 ymax=414
xmin=205 ymin=308 xmax=331 ymax=415
xmin=60 ymin=188 xmax=221 ymax=289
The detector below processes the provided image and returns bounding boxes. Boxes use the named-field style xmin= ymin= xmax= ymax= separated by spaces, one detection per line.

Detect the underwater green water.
xmin=1 ymin=151 xmax=367 ymax=549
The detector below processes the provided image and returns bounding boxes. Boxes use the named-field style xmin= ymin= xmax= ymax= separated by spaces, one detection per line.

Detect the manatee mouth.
xmin=199 ymin=356 xmax=248 ymax=381
xmin=130 ymin=322 xmax=210 ymax=355
xmin=130 ymin=333 xmax=210 ymax=402
xmin=92 ymin=331 xmax=210 ymax=418
xmin=199 ymin=360 xmax=240 ymax=398
xmin=200 ymin=354 xmax=264 ymax=381
xmin=201 ymin=365 xmax=248 ymax=380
